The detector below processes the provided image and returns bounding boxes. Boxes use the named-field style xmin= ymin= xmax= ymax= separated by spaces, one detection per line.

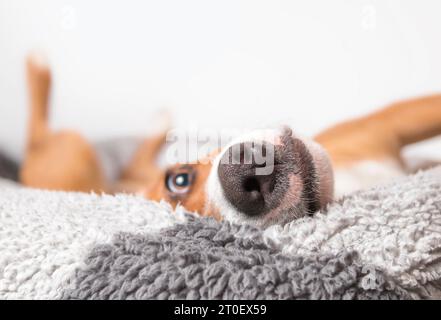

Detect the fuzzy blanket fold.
xmin=1 ymin=167 xmax=441 ymax=299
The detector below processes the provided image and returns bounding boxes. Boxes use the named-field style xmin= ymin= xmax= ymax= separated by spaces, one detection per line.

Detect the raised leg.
xmin=20 ymin=53 xmax=106 ymax=192
xmin=117 ymin=111 xmax=172 ymax=193
xmin=315 ymin=95 xmax=441 ymax=167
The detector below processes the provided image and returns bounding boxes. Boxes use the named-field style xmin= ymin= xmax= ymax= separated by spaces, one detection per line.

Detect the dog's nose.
xmin=217 ymin=142 xmax=284 ymax=217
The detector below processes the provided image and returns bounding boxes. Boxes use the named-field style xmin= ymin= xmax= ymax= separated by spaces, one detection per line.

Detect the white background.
xmin=1 ymin=0 xmax=441 ymax=160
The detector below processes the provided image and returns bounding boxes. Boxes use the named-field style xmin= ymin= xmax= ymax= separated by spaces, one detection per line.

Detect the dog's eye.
xmin=166 ymin=172 xmax=192 ymax=194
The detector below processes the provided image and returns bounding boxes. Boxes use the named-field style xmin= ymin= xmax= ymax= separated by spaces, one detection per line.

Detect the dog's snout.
xmin=217 ymin=142 xmax=282 ymax=217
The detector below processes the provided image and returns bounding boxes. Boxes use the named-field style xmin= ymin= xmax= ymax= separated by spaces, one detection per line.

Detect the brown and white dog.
xmin=21 ymin=53 xmax=441 ymax=227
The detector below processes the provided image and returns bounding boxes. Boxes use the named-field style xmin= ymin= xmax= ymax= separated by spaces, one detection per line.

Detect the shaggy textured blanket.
xmin=0 ymin=167 xmax=441 ymax=299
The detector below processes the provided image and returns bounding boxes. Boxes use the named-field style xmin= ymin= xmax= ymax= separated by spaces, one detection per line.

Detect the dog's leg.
xmin=377 ymin=95 xmax=441 ymax=146
xmin=20 ymin=53 xmax=106 ymax=192
xmin=118 ymin=128 xmax=170 ymax=193
xmin=315 ymin=94 xmax=441 ymax=167
xmin=111 ymin=110 xmax=172 ymax=193
xmin=315 ymin=95 xmax=441 ymax=196
xmin=25 ymin=52 xmax=51 ymax=150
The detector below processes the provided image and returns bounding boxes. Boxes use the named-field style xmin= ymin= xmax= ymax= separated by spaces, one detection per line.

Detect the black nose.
xmin=217 ymin=142 xmax=286 ymax=217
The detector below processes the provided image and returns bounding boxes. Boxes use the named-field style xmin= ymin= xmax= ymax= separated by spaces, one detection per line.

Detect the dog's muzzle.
xmin=206 ymin=127 xmax=334 ymax=227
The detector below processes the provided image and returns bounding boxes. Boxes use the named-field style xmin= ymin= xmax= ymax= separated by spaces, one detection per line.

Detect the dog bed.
xmin=0 ymin=167 xmax=441 ymax=299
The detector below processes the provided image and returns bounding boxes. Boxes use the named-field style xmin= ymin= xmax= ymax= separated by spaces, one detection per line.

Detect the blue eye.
xmin=166 ymin=172 xmax=191 ymax=194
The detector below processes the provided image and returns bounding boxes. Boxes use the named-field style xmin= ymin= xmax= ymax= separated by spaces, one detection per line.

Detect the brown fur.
xmin=145 ymin=161 xmax=220 ymax=219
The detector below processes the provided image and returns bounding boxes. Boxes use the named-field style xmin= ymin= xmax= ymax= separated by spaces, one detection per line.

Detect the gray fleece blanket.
xmin=0 ymin=167 xmax=441 ymax=299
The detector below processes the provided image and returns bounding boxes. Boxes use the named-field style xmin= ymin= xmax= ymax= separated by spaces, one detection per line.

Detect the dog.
xmin=22 ymin=53 xmax=441 ymax=227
